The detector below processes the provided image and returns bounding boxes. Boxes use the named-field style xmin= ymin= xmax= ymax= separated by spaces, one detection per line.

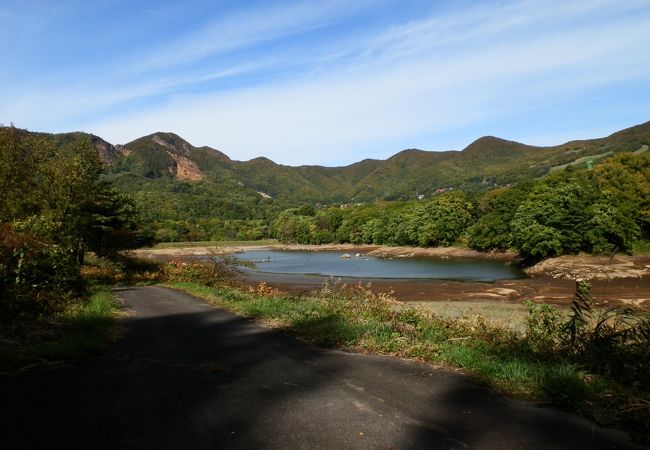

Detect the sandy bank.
xmin=134 ymin=243 xmax=517 ymax=260
xmin=525 ymin=254 xmax=650 ymax=281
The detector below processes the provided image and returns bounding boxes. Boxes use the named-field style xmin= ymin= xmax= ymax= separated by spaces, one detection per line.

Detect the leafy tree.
xmin=0 ymin=126 xmax=143 ymax=319
xmin=589 ymin=152 xmax=650 ymax=239
xmin=511 ymin=175 xmax=592 ymax=258
xmin=467 ymin=183 xmax=531 ymax=251
xmin=511 ymin=168 xmax=644 ymax=258
xmin=410 ymin=193 xmax=473 ymax=247
xmin=263 ymin=151 xmax=649 ymax=258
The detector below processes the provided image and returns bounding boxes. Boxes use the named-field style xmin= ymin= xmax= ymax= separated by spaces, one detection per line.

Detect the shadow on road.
xmin=0 ymin=286 xmax=637 ymax=449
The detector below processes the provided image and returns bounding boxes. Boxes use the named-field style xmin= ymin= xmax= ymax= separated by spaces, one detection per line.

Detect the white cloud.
xmin=3 ymin=0 xmax=649 ymax=165
xmin=132 ymin=0 xmax=372 ymax=74
xmin=81 ymin=0 xmax=649 ymax=164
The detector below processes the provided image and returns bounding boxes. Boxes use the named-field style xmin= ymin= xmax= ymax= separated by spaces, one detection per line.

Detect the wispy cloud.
xmin=140 ymin=7 xmax=186 ymax=23
xmin=2 ymin=0 xmax=649 ymax=164
xmin=132 ymin=0 xmax=372 ymax=74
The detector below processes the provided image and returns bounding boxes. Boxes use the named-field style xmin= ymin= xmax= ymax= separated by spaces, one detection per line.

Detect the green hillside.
xmin=9 ymin=120 xmax=649 ymax=241
xmin=102 ymin=120 xmax=650 ymax=205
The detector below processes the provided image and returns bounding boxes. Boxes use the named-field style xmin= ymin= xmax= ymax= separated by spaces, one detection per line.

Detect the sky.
xmin=1 ymin=0 xmax=649 ymax=166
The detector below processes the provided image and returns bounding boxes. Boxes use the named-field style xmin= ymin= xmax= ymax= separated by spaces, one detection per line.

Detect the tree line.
xmin=271 ymin=152 xmax=649 ymax=260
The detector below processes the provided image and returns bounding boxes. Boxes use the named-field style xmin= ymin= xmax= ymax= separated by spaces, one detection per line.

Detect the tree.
xmin=412 ymin=193 xmax=472 ymax=247
xmin=467 ymin=184 xmax=531 ymax=251
xmin=511 ymin=169 xmax=644 ymax=259
xmin=0 ymin=126 xmax=143 ymax=319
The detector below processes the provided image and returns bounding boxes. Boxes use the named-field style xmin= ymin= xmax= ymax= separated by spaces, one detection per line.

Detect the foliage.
xmin=0 ymin=126 xmax=142 ymax=322
xmin=270 ymin=154 xmax=650 ymax=259
xmin=510 ymin=169 xmax=643 ymax=259
xmin=80 ymin=253 xmax=163 ymax=285
xmin=407 ymin=192 xmax=473 ymax=247
xmin=467 ymin=184 xmax=531 ymax=251
xmin=1 ymin=127 xmax=142 ymax=258
xmin=563 ymin=281 xmax=650 ymax=383
xmin=525 ymin=282 xmax=650 ymax=383
xmin=272 ymin=193 xmax=474 ymax=247
xmin=160 ymin=250 xmax=254 ymax=287
xmin=0 ymin=285 xmax=117 ymax=371
xmin=108 ymin=173 xmax=273 ymax=242
xmin=524 ymin=300 xmax=564 ymax=352
xmin=588 ymin=152 xmax=650 ymax=239
xmin=523 ymin=281 xmax=650 ymax=440
xmin=0 ymin=224 xmax=80 ymax=320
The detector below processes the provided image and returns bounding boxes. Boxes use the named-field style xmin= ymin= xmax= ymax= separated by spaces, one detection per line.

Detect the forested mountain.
xmin=6 ymin=121 xmax=649 ymax=241
xmin=102 ymin=120 xmax=650 ymax=204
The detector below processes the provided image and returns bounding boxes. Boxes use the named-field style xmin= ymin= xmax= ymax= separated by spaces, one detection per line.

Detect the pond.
xmin=233 ymin=250 xmax=525 ymax=282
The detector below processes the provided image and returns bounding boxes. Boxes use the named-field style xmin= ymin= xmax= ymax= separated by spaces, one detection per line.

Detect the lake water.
xmin=234 ymin=250 xmax=525 ymax=282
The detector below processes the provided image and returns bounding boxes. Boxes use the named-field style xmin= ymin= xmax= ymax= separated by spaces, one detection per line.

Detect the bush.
xmin=563 ymin=281 xmax=650 ymax=383
xmin=0 ymin=224 xmax=81 ymax=321
xmin=525 ymin=281 xmax=650 ymax=384
xmin=525 ymin=301 xmax=564 ymax=352
xmin=161 ymin=249 xmax=252 ymax=287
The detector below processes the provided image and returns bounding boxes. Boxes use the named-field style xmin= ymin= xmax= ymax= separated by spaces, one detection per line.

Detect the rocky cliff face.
xmin=91 ymin=136 xmax=129 ymax=165
xmin=168 ymin=152 xmax=204 ymax=181
xmin=150 ymin=133 xmax=205 ymax=180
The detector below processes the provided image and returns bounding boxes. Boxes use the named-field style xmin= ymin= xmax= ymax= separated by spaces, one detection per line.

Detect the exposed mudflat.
xmin=239 ymin=271 xmax=650 ymax=311
xmin=525 ymin=254 xmax=650 ymax=280
xmin=135 ymin=243 xmax=517 ymax=260
xmin=134 ymin=244 xmax=650 ymax=310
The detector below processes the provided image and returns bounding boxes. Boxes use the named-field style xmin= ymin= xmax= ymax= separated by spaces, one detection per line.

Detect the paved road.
xmin=0 ymin=286 xmax=641 ymax=449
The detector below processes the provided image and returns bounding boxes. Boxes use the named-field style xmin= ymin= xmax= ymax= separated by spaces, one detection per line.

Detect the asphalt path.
xmin=0 ymin=286 xmax=642 ymax=449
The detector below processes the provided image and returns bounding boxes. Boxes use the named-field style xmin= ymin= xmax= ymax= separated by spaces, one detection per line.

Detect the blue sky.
xmin=1 ymin=0 xmax=649 ymax=165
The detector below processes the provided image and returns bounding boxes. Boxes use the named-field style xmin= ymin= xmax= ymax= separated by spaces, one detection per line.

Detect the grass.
xmin=548 ymin=150 xmax=614 ymax=173
xmin=149 ymin=239 xmax=277 ymax=249
xmin=632 ymin=240 xmax=650 ymax=256
xmin=0 ymin=285 xmax=118 ymax=372
xmin=412 ymin=300 xmax=538 ymax=334
xmin=163 ymin=279 xmax=649 ymax=444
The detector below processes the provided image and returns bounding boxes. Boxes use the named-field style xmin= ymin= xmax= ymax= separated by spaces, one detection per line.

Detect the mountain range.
xmin=45 ymin=120 xmax=650 ymax=208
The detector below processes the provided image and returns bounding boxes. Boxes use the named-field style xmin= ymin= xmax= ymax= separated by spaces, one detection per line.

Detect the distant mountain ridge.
xmin=26 ymin=120 xmax=650 ymax=206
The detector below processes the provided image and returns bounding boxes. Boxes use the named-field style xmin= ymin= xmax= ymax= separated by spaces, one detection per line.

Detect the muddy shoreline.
xmin=135 ymin=243 xmax=518 ymax=261
xmin=236 ymin=271 xmax=650 ymax=310
xmin=134 ymin=244 xmax=650 ymax=310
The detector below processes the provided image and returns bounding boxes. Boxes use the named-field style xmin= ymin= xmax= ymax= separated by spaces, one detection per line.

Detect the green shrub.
xmin=0 ymin=224 xmax=81 ymax=321
xmin=524 ymin=301 xmax=564 ymax=353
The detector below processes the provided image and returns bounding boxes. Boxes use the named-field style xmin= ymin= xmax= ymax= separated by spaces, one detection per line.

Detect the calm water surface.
xmin=235 ymin=250 xmax=524 ymax=282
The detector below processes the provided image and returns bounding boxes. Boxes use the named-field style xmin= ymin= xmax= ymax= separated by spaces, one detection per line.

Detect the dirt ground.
xmin=238 ymin=271 xmax=650 ymax=311
xmin=137 ymin=243 xmax=516 ymax=260
xmin=134 ymin=244 xmax=650 ymax=311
